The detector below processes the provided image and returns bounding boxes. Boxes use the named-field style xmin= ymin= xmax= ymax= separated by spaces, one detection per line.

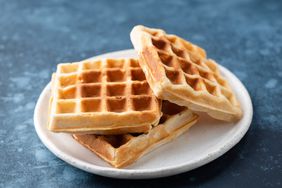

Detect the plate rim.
xmin=34 ymin=49 xmax=253 ymax=179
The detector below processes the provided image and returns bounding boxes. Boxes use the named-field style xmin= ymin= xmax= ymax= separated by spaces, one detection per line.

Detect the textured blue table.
xmin=0 ymin=0 xmax=281 ymax=187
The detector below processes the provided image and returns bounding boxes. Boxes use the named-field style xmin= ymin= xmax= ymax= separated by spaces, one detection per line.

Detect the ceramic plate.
xmin=34 ymin=49 xmax=253 ymax=179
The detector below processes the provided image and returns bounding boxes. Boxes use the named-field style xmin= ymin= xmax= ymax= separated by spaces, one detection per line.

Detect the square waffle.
xmin=48 ymin=58 xmax=162 ymax=134
xmin=130 ymin=25 xmax=242 ymax=122
xmin=73 ymin=101 xmax=198 ymax=168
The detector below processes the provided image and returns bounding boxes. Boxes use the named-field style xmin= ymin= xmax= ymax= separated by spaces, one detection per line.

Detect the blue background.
xmin=0 ymin=0 xmax=281 ymax=187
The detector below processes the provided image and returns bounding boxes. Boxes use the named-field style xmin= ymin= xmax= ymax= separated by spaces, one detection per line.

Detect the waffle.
xmin=130 ymin=25 xmax=242 ymax=122
xmin=73 ymin=101 xmax=198 ymax=168
xmin=48 ymin=58 xmax=162 ymax=134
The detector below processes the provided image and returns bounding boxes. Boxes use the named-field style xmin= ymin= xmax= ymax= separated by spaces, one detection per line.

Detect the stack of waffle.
xmin=48 ymin=25 xmax=242 ymax=168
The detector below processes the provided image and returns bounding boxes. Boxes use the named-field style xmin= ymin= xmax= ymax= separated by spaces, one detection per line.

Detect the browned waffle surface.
xmin=48 ymin=58 xmax=161 ymax=134
xmin=130 ymin=25 xmax=242 ymax=121
xmin=73 ymin=101 xmax=198 ymax=168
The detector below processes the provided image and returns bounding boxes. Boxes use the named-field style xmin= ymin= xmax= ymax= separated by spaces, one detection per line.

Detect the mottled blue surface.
xmin=0 ymin=0 xmax=281 ymax=187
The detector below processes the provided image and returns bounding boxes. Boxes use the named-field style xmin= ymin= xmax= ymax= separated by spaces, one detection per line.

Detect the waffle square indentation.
xmin=107 ymin=98 xmax=126 ymax=112
xmin=171 ymin=45 xmax=185 ymax=58
xmin=106 ymin=70 xmax=126 ymax=82
xmin=179 ymin=59 xmax=198 ymax=75
xmin=82 ymin=61 xmax=102 ymax=70
xmin=132 ymin=82 xmax=150 ymax=95
xmin=151 ymin=38 xmax=167 ymax=50
xmin=129 ymin=59 xmax=140 ymax=67
xmin=165 ymin=69 xmax=182 ymax=84
xmin=106 ymin=84 xmax=126 ymax=96
xmin=59 ymin=75 xmax=77 ymax=87
xmin=106 ymin=59 xmax=125 ymax=69
xmin=58 ymin=86 xmax=76 ymax=99
xmin=81 ymin=99 xmax=101 ymax=112
xmin=131 ymin=69 xmax=146 ymax=81
xmin=158 ymin=51 xmax=174 ymax=67
xmin=59 ymin=64 xmax=78 ymax=73
xmin=81 ymin=84 xmax=101 ymax=98
xmin=80 ymin=71 xmax=101 ymax=83
xmin=56 ymin=101 xmax=76 ymax=114
xmin=132 ymin=97 xmax=152 ymax=111
xmin=185 ymin=75 xmax=203 ymax=91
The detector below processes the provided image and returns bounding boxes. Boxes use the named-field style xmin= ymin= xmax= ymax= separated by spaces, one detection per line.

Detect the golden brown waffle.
xmin=48 ymin=58 xmax=162 ymax=134
xmin=73 ymin=101 xmax=198 ymax=168
xmin=130 ymin=25 xmax=242 ymax=121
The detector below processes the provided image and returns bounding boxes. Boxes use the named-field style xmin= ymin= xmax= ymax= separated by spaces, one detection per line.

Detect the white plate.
xmin=34 ymin=49 xmax=253 ymax=179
